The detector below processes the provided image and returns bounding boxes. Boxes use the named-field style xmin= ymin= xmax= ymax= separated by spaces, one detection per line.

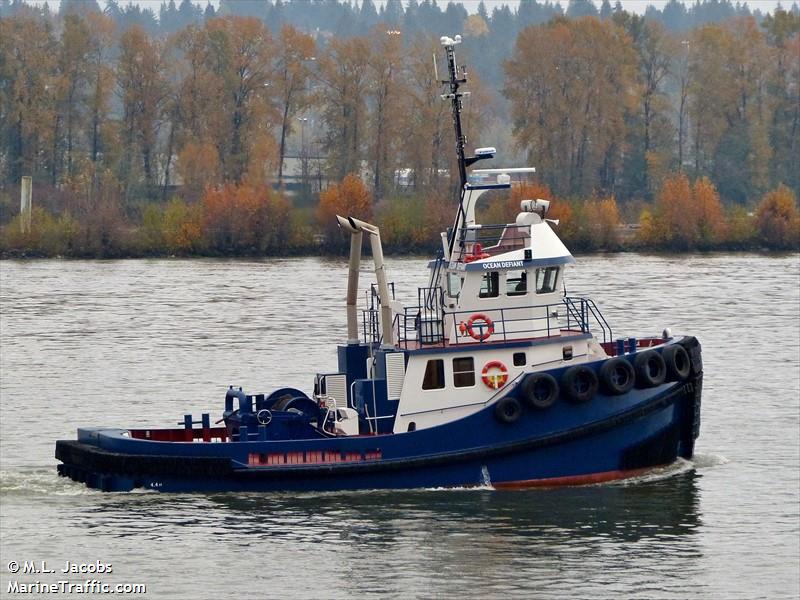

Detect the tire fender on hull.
xmin=521 ymin=373 xmax=559 ymax=409
xmin=561 ymin=365 xmax=599 ymax=404
xmin=634 ymin=351 xmax=667 ymax=388
xmin=662 ymin=344 xmax=691 ymax=382
xmin=494 ymin=396 xmax=523 ymax=424
xmin=599 ymin=357 xmax=636 ymax=395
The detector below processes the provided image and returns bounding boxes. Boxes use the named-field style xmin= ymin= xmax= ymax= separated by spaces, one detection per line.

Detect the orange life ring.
xmin=482 ymin=360 xmax=508 ymax=389
xmin=465 ymin=313 xmax=494 ymax=341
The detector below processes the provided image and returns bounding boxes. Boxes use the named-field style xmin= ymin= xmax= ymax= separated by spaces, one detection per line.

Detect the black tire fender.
xmin=662 ymin=344 xmax=691 ymax=382
xmin=521 ymin=373 xmax=559 ymax=409
xmin=634 ymin=351 xmax=667 ymax=388
xmin=599 ymin=357 xmax=636 ymax=395
xmin=494 ymin=396 xmax=523 ymax=424
xmin=561 ymin=365 xmax=599 ymax=404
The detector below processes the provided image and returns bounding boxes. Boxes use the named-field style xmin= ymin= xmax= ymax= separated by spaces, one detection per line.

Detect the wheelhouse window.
xmin=535 ymin=266 xmax=560 ymax=294
xmin=447 ymin=273 xmax=462 ymax=298
xmin=422 ymin=359 xmax=445 ymax=390
xmin=506 ymin=269 xmax=528 ymax=296
xmin=479 ymin=271 xmax=499 ymax=298
xmin=452 ymin=357 xmax=475 ymax=387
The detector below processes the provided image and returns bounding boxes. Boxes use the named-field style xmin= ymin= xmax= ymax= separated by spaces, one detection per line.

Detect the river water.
xmin=0 ymin=254 xmax=798 ymax=599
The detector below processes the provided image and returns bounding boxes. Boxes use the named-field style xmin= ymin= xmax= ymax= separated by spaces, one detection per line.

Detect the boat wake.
xmin=609 ymin=453 xmax=728 ymax=487
xmin=691 ymin=452 xmax=730 ymax=469
xmin=0 ymin=468 xmax=101 ymax=497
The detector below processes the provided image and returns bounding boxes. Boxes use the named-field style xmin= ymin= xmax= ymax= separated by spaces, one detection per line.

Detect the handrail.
xmin=584 ymin=298 xmax=612 ymax=342
xmin=384 ymin=296 xmax=612 ymax=349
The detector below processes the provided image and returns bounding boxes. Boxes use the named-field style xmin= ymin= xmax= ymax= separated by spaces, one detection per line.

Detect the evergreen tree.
xmin=59 ymin=0 xmax=101 ymax=17
xmin=566 ymin=0 xmax=598 ymax=18
xmin=360 ymin=0 xmax=379 ymax=31
xmin=384 ymin=0 xmax=403 ymax=26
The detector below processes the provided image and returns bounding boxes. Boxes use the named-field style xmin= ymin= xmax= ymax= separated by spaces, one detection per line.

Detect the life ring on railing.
xmin=482 ymin=360 xmax=508 ymax=389
xmin=465 ymin=313 xmax=494 ymax=341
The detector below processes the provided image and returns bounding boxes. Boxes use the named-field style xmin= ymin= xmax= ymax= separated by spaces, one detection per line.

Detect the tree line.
xmin=0 ymin=3 xmax=798 ymax=257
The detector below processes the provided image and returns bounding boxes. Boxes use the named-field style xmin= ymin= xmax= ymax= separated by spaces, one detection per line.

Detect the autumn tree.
xmin=317 ymin=174 xmax=372 ymax=244
xmin=316 ymin=36 xmax=371 ymax=180
xmin=639 ymin=172 xmax=727 ymax=249
xmin=754 ymin=185 xmax=800 ymax=250
xmin=395 ymin=33 xmax=493 ymax=194
xmin=204 ymin=17 xmax=279 ymax=184
xmin=614 ymin=15 xmax=676 ymax=198
xmin=52 ymin=14 xmax=91 ymax=183
xmin=762 ymin=8 xmax=800 ymax=196
xmin=273 ymin=25 xmax=315 ymax=185
xmin=582 ymin=197 xmax=622 ymax=249
xmin=117 ymin=26 xmax=169 ymax=197
xmin=505 ymin=18 xmax=637 ymax=197
xmin=84 ymin=12 xmax=116 ymax=167
xmin=0 ymin=15 xmax=57 ymax=183
xmin=398 ymin=35 xmax=450 ymax=192
xmin=366 ymin=28 xmax=404 ymax=200
xmin=688 ymin=18 xmax=773 ymax=202
xmin=202 ymin=183 xmax=291 ymax=254
xmin=639 ymin=172 xmax=695 ymax=248
xmin=692 ymin=176 xmax=726 ymax=246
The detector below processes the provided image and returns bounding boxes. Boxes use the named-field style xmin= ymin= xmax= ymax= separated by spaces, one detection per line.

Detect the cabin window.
xmin=422 ymin=359 xmax=445 ymax=390
xmin=479 ymin=272 xmax=500 ymax=298
xmin=513 ymin=352 xmax=526 ymax=366
xmin=506 ymin=270 xmax=528 ymax=296
xmin=452 ymin=357 xmax=475 ymax=387
xmin=535 ymin=266 xmax=560 ymax=294
xmin=447 ymin=273 xmax=462 ymax=298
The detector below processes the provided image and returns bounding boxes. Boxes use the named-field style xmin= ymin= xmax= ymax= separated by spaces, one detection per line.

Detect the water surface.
xmin=1 ymin=254 xmax=798 ymax=598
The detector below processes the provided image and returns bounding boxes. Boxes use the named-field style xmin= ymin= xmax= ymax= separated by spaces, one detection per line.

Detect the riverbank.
xmin=1 ymin=176 xmax=798 ymax=259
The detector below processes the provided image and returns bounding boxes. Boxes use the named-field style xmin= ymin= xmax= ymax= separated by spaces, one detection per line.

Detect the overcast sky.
xmin=25 ymin=0 xmax=792 ymax=16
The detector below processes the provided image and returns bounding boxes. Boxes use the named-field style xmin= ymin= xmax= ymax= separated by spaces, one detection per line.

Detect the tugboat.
xmin=56 ymin=36 xmax=702 ymax=493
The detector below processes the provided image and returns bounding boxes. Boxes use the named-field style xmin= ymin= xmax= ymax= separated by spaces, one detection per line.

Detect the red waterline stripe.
xmin=493 ymin=465 xmax=658 ymax=489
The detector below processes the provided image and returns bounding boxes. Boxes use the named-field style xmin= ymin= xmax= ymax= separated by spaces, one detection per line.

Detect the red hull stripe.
xmin=493 ymin=465 xmax=657 ymax=489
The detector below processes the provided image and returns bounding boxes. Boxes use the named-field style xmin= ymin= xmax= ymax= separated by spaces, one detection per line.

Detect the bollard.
xmin=201 ymin=413 xmax=211 ymax=443
xmin=616 ymin=339 xmax=625 ymax=356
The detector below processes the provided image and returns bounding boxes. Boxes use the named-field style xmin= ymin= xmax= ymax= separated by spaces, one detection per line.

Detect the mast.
xmin=440 ymin=35 xmax=468 ymax=188
xmin=439 ymin=35 xmax=494 ymax=258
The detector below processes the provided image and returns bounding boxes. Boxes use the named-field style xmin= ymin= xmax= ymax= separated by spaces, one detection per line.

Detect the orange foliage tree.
xmin=582 ymin=197 xmax=622 ymax=249
xmin=754 ymin=185 xmax=800 ymax=249
xmin=692 ymin=177 xmax=727 ymax=246
xmin=317 ymin=174 xmax=373 ymax=244
xmin=177 ymin=141 xmax=221 ymax=201
xmin=640 ymin=172 xmax=728 ymax=249
xmin=202 ymin=183 xmax=291 ymax=254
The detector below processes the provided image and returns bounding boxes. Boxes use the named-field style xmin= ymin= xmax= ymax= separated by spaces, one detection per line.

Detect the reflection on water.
xmin=49 ymin=472 xmax=702 ymax=598
xmin=73 ymin=471 xmax=702 ymax=545
xmin=1 ymin=255 xmax=798 ymax=599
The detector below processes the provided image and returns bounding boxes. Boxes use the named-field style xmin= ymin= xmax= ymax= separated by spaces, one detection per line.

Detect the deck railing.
xmin=363 ymin=296 xmax=611 ymax=349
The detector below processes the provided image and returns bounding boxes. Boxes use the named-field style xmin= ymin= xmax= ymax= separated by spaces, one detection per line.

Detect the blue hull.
xmin=56 ymin=338 xmax=702 ymax=493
